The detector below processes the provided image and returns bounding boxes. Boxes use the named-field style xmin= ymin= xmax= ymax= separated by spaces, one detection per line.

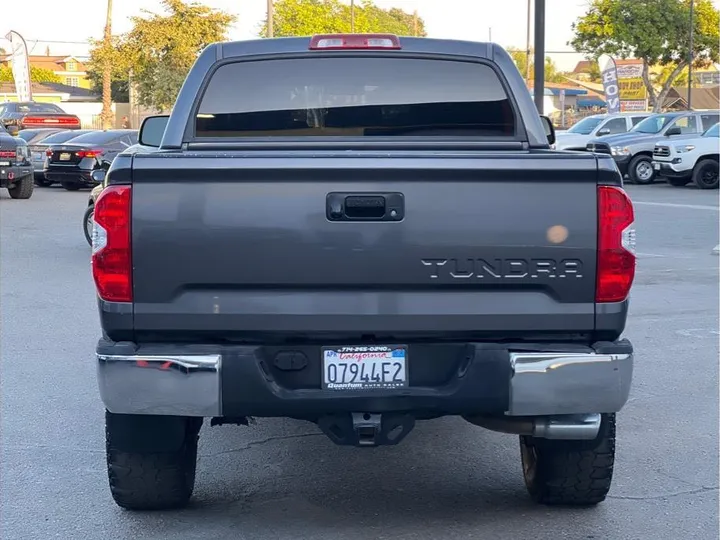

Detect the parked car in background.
xmin=586 ymin=110 xmax=720 ymax=184
xmin=0 ymin=102 xmax=81 ymax=135
xmin=0 ymin=124 xmax=34 ymax=199
xmin=28 ymin=129 xmax=97 ymax=185
xmin=45 ymin=130 xmax=138 ymax=191
xmin=652 ymin=122 xmax=720 ymax=189
xmin=554 ymin=112 xmax=649 ymax=151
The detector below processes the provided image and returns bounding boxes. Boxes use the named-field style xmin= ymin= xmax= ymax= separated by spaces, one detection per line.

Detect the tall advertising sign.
xmin=616 ymin=60 xmax=648 ymax=112
xmin=599 ymin=55 xmax=620 ymax=114
xmin=4 ymin=31 xmax=33 ymax=102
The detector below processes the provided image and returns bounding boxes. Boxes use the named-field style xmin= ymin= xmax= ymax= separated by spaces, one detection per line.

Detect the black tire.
xmin=692 ymin=159 xmax=719 ymax=190
xmin=520 ymin=413 xmax=616 ymax=506
xmin=83 ymin=205 xmax=94 ymax=246
xmin=61 ymin=182 xmax=82 ymax=191
xmin=628 ymin=155 xmax=656 ymax=184
xmin=106 ymin=412 xmax=202 ymax=510
xmin=7 ymin=174 xmax=34 ymax=199
xmin=667 ymin=176 xmax=691 ymax=187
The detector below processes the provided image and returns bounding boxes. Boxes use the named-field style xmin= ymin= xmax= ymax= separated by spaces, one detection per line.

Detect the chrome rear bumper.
xmin=97 ymin=343 xmax=633 ymax=420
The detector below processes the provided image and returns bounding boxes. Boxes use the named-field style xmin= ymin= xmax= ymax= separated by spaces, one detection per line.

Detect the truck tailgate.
xmin=130 ymin=151 xmax=598 ymax=340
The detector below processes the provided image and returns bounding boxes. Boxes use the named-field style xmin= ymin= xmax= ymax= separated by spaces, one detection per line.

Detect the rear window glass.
xmin=41 ymin=130 xmax=94 ymax=144
xmin=18 ymin=103 xmax=64 ymax=114
xmin=196 ymin=58 xmax=515 ymax=138
xmin=64 ymin=131 xmax=130 ymax=145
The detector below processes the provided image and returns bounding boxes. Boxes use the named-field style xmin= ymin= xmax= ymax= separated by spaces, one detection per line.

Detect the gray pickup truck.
xmin=92 ymin=34 xmax=636 ymax=511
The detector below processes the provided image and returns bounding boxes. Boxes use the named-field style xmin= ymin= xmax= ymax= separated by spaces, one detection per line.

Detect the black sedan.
xmin=0 ymin=124 xmax=33 ymax=199
xmin=29 ymin=129 xmax=96 ymax=185
xmin=44 ymin=130 xmax=137 ymax=191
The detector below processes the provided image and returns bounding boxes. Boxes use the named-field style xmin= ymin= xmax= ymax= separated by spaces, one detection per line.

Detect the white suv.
xmin=652 ymin=122 xmax=719 ymax=189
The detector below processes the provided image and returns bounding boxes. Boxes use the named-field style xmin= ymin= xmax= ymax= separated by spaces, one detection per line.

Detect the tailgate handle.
xmin=327 ymin=192 xmax=404 ymax=222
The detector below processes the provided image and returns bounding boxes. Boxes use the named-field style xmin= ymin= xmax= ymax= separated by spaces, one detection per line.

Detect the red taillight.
xmin=309 ymin=33 xmax=401 ymax=50
xmin=46 ymin=149 xmax=53 ymax=157
xmin=23 ymin=116 xmax=80 ymax=127
xmin=596 ymin=186 xmax=636 ymax=303
xmin=77 ymin=149 xmax=104 ymax=159
xmin=0 ymin=151 xmax=16 ymax=159
xmin=92 ymin=185 xmax=132 ymax=303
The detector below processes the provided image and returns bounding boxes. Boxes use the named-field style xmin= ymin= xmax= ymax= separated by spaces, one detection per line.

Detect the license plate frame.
xmin=0 ymin=161 xmax=9 ymax=166
xmin=59 ymin=152 xmax=71 ymax=161
xmin=322 ymin=345 xmax=408 ymax=391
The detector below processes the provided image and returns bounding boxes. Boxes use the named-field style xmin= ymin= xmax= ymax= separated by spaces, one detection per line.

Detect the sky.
xmin=2 ymin=0 xmax=719 ymax=72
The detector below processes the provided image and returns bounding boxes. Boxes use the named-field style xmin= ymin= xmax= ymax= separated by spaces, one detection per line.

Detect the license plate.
xmin=322 ymin=345 xmax=407 ymax=390
xmin=653 ymin=162 xmax=661 ymax=170
xmin=0 ymin=161 xmax=9 ymax=166
xmin=34 ymin=153 xmax=43 ymax=160
xmin=59 ymin=153 xmax=71 ymax=161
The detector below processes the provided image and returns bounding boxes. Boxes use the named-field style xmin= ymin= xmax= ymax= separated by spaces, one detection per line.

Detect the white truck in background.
xmin=652 ymin=122 xmax=720 ymax=189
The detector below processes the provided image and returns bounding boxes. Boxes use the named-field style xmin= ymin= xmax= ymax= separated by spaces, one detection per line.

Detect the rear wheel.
xmin=692 ymin=159 xmax=719 ymax=190
xmin=520 ymin=413 xmax=616 ymax=506
xmin=83 ymin=205 xmax=94 ymax=246
xmin=7 ymin=174 xmax=34 ymax=199
xmin=106 ymin=412 xmax=202 ymax=510
xmin=667 ymin=176 xmax=691 ymax=187
xmin=628 ymin=155 xmax=655 ymax=184
xmin=61 ymin=182 xmax=82 ymax=191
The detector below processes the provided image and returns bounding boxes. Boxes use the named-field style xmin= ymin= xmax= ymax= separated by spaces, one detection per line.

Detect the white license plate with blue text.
xmin=322 ymin=346 xmax=407 ymax=390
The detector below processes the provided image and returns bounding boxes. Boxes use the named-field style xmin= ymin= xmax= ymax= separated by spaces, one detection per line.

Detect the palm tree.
xmin=100 ymin=0 xmax=114 ymax=129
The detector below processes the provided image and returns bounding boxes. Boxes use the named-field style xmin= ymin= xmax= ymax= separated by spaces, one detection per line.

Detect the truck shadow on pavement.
xmin=121 ymin=417 xmax=605 ymax=536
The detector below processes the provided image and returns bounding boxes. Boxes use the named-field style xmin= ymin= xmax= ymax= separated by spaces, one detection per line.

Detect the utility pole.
xmin=525 ymin=0 xmax=532 ymax=83
xmin=489 ymin=27 xmax=492 ymax=42
xmin=533 ymin=0 xmax=546 ymax=114
xmin=688 ymin=0 xmax=694 ymax=110
xmin=351 ymin=0 xmax=355 ymax=32
xmin=267 ymin=0 xmax=274 ymax=38
xmin=100 ymin=0 xmax=113 ymax=130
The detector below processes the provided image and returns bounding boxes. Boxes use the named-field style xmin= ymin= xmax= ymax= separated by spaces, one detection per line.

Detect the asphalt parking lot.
xmin=1 ymin=183 xmax=718 ymax=540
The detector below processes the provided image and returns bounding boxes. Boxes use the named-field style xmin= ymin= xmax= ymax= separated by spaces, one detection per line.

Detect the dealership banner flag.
xmin=599 ymin=56 xmax=620 ymax=114
xmin=616 ymin=60 xmax=648 ymax=112
xmin=5 ymin=31 xmax=33 ymax=102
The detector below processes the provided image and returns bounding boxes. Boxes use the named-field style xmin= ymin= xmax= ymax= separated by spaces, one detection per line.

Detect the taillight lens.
xmin=46 ymin=149 xmax=53 ymax=157
xmin=77 ymin=149 xmax=103 ymax=159
xmin=0 ymin=151 xmax=16 ymax=159
xmin=92 ymin=185 xmax=132 ymax=302
xmin=596 ymin=185 xmax=636 ymax=303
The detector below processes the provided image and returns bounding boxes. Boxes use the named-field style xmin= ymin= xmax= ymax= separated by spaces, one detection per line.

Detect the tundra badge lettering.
xmin=421 ymin=258 xmax=583 ymax=279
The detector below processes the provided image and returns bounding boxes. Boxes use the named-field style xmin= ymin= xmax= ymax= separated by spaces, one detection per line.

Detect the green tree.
xmin=507 ymin=48 xmax=565 ymax=83
xmin=0 ymin=65 xmax=61 ymax=84
xmin=261 ymin=0 xmax=426 ymax=37
xmin=570 ymin=0 xmax=720 ymax=111
xmin=87 ymin=0 xmax=235 ymax=112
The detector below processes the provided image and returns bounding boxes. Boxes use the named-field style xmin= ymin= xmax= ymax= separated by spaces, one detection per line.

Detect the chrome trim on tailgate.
xmin=97 ymin=354 xmax=221 ymax=416
xmin=508 ymin=352 xmax=633 ymax=416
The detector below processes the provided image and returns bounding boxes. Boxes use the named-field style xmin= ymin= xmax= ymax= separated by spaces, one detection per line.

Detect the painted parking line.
xmin=633 ymin=201 xmax=719 ymax=211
